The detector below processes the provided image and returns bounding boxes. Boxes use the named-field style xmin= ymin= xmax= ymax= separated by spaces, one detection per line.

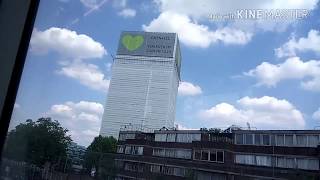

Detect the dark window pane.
xmin=210 ymin=150 xmax=217 ymax=161
xmin=285 ymin=135 xmax=293 ymax=146
xmin=296 ymin=135 xmax=307 ymax=146
xmin=236 ymin=134 xmax=243 ymax=144
xmin=276 ymin=135 xmax=284 ymax=146
xmin=262 ymin=135 xmax=270 ymax=145
xmin=254 ymin=134 xmax=260 ymax=145
xmin=194 ymin=150 xmax=201 ymax=160
xmin=245 ymin=134 xmax=253 ymax=145
xmin=217 ymin=151 xmax=224 ymax=162
xmin=201 ymin=150 xmax=209 ymax=160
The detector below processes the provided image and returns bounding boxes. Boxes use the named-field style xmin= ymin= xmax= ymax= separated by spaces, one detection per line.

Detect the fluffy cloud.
xmin=143 ymin=11 xmax=252 ymax=48
xmin=178 ymin=81 xmax=202 ymax=96
xmin=47 ymin=101 xmax=104 ymax=146
xmin=199 ymin=96 xmax=305 ymax=129
xmin=58 ymin=62 xmax=110 ymax=92
xmin=144 ymin=0 xmax=319 ymax=47
xmin=245 ymin=57 xmax=320 ymax=91
xmin=30 ymin=27 xmax=110 ymax=92
xmin=155 ymin=0 xmax=318 ymax=20
xmin=312 ymin=108 xmax=320 ymax=120
xmin=118 ymin=8 xmax=136 ymax=18
xmin=275 ymin=30 xmax=320 ymax=58
xmin=30 ymin=27 xmax=106 ymax=59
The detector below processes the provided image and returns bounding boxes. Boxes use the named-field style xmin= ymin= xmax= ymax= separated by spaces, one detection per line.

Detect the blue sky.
xmin=11 ymin=0 xmax=320 ymax=146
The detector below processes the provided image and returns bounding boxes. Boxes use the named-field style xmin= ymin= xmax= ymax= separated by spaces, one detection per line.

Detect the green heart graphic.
xmin=122 ymin=35 xmax=144 ymax=51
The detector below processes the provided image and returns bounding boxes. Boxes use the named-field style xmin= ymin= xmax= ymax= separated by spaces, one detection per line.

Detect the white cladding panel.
xmin=100 ymin=56 xmax=179 ymax=138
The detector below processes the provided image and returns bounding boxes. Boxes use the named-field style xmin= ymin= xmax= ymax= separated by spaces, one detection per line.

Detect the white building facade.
xmin=100 ymin=31 xmax=181 ymax=138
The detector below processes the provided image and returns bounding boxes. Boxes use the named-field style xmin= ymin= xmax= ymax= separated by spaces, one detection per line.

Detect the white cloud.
xmin=312 ymin=108 xmax=320 ymax=120
xmin=30 ymin=27 xmax=106 ymax=59
xmin=143 ymin=11 xmax=252 ymax=48
xmin=178 ymin=81 xmax=202 ymax=96
xmin=118 ymin=8 xmax=136 ymax=18
xmin=275 ymin=30 xmax=320 ymax=58
xmin=47 ymin=101 xmax=104 ymax=146
xmin=58 ymin=62 xmax=110 ymax=92
xmin=30 ymin=27 xmax=110 ymax=92
xmin=245 ymin=57 xmax=320 ymax=91
xmin=155 ymin=0 xmax=318 ymax=20
xmin=144 ymin=0 xmax=319 ymax=48
xmin=199 ymin=96 xmax=305 ymax=129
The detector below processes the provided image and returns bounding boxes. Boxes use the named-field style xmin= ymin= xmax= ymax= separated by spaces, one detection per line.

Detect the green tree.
xmin=84 ymin=136 xmax=117 ymax=178
xmin=3 ymin=117 xmax=72 ymax=166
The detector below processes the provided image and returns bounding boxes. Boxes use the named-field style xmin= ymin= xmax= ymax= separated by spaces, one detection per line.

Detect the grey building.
xmin=113 ymin=129 xmax=320 ymax=180
xmin=100 ymin=31 xmax=181 ymax=138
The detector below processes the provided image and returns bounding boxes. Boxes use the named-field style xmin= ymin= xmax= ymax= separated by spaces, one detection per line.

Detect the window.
xmin=235 ymin=154 xmax=255 ymax=165
xmin=117 ymin=145 xmax=124 ymax=153
xmin=276 ymin=135 xmax=284 ymax=146
xmin=136 ymin=146 xmax=144 ymax=155
xmin=194 ymin=149 xmax=223 ymax=162
xmin=166 ymin=133 xmax=176 ymax=142
xmin=150 ymin=165 xmax=161 ymax=173
xmin=153 ymin=148 xmax=192 ymax=159
xmin=277 ymin=156 xmax=319 ymax=170
xmin=271 ymin=134 xmax=276 ymax=145
xmin=155 ymin=133 xmax=167 ymax=142
xmin=119 ymin=133 xmax=135 ymax=141
xmin=235 ymin=134 xmax=243 ymax=144
xmin=165 ymin=149 xmax=175 ymax=157
xmin=162 ymin=166 xmax=174 ymax=175
xmin=297 ymin=158 xmax=319 ymax=170
xmin=124 ymin=162 xmax=144 ymax=172
xmin=235 ymin=154 xmax=273 ymax=166
xmin=262 ymin=135 xmax=270 ymax=145
xmin=194 ymin=150 xmax=201 ymax=160
xmin=177 ymin=133 xmax=188 ymax=142
xmin=176 ymin=149 xmax=192 ymax=159
xmin=276 ymin=157 xmax=285 ymax=168
xmin=177 ymin=133 xmax=201 ymax=143
xmin=256 ymin=155 xmax=271 ymax=166
xmin=173 ymin=167 xmax=186 ymax=177
xmin=254 ymin=134 xmax=261 ymax=145
xmin=296 ymin=135 xmax=307 ymax=146
xmin=201 ymin=150 xmax=209 ymax=160
xmin=285 ymin=135 xmax=293 ymax=146
xmin=277 ymin=157 xmax=295 ymax=168
xmin=124 ymin=145 xmax=143 ymax=155
xmin=125 ymin=146 xmax=132 ymax=154
xmin=286 ymin=158 xmax=295 ymax=169
xmin=245 ymin=134 xmax=253 ymax=145
xmin=210 ymin=150 xmax=217 ymax=162
xmin=217 ymin=151 xmax=224 ymax=162
xmin=297 ymin=158 xmax=308 ymax=170
xmin=308 ymin=135 xmax=319 ymax=147
xmin=307 ymin=159 xmax=319 ymax=170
